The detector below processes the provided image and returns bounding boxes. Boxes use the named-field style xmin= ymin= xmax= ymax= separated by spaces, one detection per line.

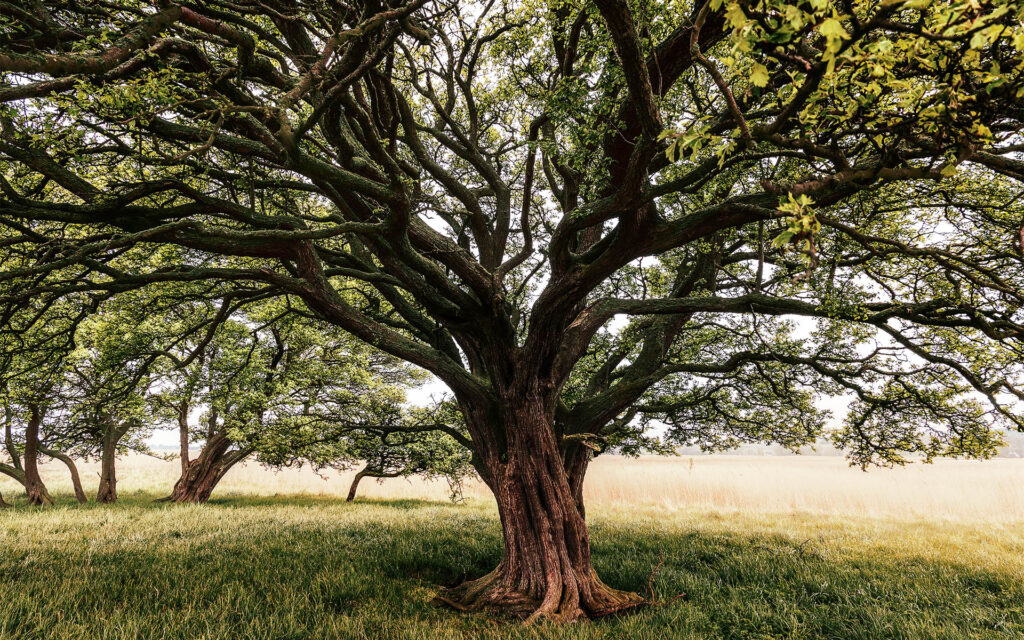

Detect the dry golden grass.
xmin=580 ymin=455 xmax=1024 ymax=523
xmin=8 ymin=452 xmax=1023 ymax=523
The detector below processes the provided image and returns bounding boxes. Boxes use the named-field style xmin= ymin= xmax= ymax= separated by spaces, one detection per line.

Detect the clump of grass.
xmin=1 ymin=494 xmax=1021 ymax=639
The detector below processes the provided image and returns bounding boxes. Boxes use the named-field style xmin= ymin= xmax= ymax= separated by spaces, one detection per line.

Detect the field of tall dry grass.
xmin=11 ymin=452 xmax=1024 ymax=523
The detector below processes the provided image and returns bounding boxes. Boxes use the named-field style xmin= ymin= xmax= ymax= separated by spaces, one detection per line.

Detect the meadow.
xmin=1 ymin=455 xmax=1022 ymax=639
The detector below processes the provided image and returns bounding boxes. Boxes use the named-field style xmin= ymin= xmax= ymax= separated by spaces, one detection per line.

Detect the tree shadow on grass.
xmin=1 ymin=499 xmax=1020 ymax=639
xmin=1 ymin=490 xmax=463 ymax=511
xmin=202 ymin=494 xmax=447 ymax=511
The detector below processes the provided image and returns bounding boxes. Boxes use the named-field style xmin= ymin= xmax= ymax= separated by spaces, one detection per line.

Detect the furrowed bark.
xmin=437 ymin=385 xmax=643 ymax=622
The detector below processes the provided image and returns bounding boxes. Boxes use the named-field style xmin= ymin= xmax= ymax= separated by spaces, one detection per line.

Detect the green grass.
xmin=1 ymin=493 xmax=1022 ymax=639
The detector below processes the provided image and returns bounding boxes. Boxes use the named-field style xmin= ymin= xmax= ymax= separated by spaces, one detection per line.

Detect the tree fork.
xmin=160 ymin=433 xmax=249 ymax=503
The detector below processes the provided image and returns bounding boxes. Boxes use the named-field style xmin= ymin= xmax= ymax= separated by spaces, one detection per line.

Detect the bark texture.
xmin=437 ymin=391 xmax=643 ymax=622
xmin=162 ymin=433 xmax=249 ymax=503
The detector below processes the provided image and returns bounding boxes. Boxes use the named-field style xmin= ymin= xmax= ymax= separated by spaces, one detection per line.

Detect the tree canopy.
xmin=0 ymin=0 xmax=1022 ymax=622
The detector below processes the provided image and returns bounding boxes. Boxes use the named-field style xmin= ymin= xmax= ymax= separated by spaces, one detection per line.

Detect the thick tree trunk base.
xmin=158 ymin=434 xmax=247 ymax=504
xmin=97 ymin=466 xmax=117 ymax=503
xmin=435 ymin=567 xmax=645 ymax=622
xmin=23 ymin=405 xmax=51 ymax=506
xmin=25 ymin=485 xmax=54 ymax=506
xmin=96 ymin=485 xmax=117 ymax=504
xmin=161 ymin=475 xmax=219 ymax=503
xmin=445 ymin=383 xmax=648 ymax=623
xmin=157 ymin=463 xmax=222 ymax=503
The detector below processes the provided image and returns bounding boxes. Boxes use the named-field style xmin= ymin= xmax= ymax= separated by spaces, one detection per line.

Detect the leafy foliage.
xmin=0 ymin=0 xmax=1020 ymax=570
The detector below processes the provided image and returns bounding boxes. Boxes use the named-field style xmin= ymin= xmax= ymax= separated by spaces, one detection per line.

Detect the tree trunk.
xmin=96 ymin=427 xmax=118 ymax=503
xmin=437 ymin=391 xmax=643 ymax=622
xmin=0 ymin=490 xmax=8 ymax=508
xmin=346 ymin=466 xmax=401 ymax=502
xmin=23 ymin=404 xmax=53 ymax=506
xmin=39 ymin=447 xmax=87 ymax=504
xmin=347 ymin=466 xmax=369 ymax=502
xmin=161 ymin=432 xmax=248 ymax=503
xmin=178 ymin=409 xmax=190 ymax=477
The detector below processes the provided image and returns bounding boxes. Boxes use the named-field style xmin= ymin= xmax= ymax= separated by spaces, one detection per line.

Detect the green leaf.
xmin=725 ymin=2 xmax=748 ymax=30
xmin=750 ymin=63 xmax=770 ymax=87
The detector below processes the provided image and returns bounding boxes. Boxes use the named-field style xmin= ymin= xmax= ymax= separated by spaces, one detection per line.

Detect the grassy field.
xmin=1 ymin=456 xmax=1022 ymax=639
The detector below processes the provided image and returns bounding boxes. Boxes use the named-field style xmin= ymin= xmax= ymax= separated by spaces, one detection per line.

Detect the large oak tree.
xmin=1 ymin=0 xmax=1022 ymax=622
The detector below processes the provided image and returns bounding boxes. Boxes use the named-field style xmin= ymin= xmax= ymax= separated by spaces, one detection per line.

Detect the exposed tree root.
xmin=435 ymin=555 xmax=695 ymax=624
xmin=434 ymin=567 xmax=647 ymax=623
xmin=645 ymin=554 xmax=688 ymax=607
xmin=25 ymin=486 xmax=53 ymax=506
